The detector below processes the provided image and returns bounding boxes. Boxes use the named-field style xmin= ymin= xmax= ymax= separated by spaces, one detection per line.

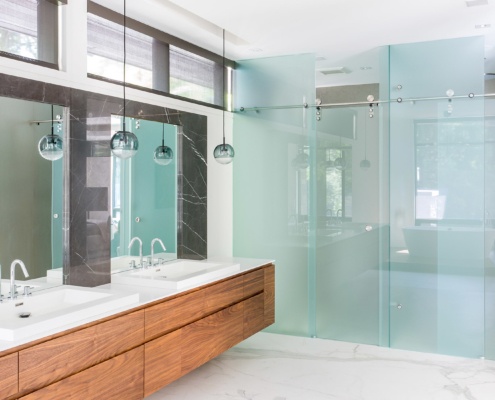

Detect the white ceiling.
xmin=99 ymin=0 xmax=495 ymax=87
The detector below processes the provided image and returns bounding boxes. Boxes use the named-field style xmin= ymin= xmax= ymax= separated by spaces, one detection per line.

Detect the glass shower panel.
xmin=485 ymin=89 xmax=495 ymax=360
xmin=233 ymin=54 xmax=315 ymax=336
xmin=389 ymin=37 xmax=485 ymax=358
xmin=315 ymin=104 xmax=385 ymax=345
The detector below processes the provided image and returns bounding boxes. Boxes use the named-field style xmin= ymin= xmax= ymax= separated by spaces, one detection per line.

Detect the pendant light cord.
xmin=222 ymin=29 xmax=226 ymax=148
xmin=51 ymin=104 xmax=54 ymax=136
xmin=123 ymin=0 xmax=127 ymax=132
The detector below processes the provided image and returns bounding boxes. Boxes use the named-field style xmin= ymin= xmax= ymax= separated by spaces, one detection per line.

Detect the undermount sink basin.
xmin=0 ymin=286 xmax=139 ymax=341
xmin=112 ymin=260 xmax=241 ymax=289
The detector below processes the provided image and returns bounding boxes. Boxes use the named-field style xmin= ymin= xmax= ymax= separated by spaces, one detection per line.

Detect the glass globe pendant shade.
xmin=153 ymin=145 xmax=173 ymax=166
xmin=110 ymin=129 xmax=139 ymax=159
xmin=213 ymin=143 xmax=235 ymax=164
xmin=292 ymin=148 xmax=309 ymax=169
xmin=334 ymin=155 xmax=346 ymax=170
xmin=38 ymin=134 xmax=63 ymax=161
xmin=360 ymin=159 xmax=371 ymax=169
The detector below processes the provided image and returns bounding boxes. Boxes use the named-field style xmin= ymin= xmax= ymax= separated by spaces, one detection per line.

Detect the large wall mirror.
xmin=0 ymin=96 xmax=65 ymax=294
xmin=110 ymin=116 xmax=178 ymax=273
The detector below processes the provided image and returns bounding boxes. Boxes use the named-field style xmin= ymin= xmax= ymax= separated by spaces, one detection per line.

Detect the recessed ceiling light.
xmin=475 ymin=23 xmax=491 ymax=29
xmin=466 ymin=0 xmax=488 ymax=6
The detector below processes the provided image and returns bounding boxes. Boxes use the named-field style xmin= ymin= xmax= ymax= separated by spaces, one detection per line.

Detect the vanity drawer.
xmin=21 ymin=346 xmax=144 ymax=400
xmin=244 ymin=268 xmax=265 ymax=298
xmin=203 ymin=274 xmax=245 ymax=315
xmin=144 ymin=329 xmax=182 ymax=397
xmin=19 ymin=310 xmax=144 ymax=392
xmin=181 ymin=300 xmax=244 ymax=375
xmin=0 ymin=352 xmax=18 ymax=398
xmin=243 ymin=293 xmax=265 ymax=339
xmin=264 ymin=264 xmax=275 ymax=327
xmin=145 ymin=289 xmax=205 ymax=341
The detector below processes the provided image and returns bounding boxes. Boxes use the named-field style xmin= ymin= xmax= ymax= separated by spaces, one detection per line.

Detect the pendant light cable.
xmin=222 ymin=29 xmax=225 ymax=149
xmin=109 ymin=0 xmax=139 ymax=159
xmin=123 ymin=0 xmax=127 ymax=133
xmin=213 ymin=29 xmax=235 ymax=164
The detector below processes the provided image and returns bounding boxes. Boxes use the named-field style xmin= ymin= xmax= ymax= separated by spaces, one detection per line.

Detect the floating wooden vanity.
xmin=0 ymin=263 xmax=275 ymax=399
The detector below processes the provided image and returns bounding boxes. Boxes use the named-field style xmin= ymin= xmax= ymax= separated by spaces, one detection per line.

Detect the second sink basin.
xmin=0 ymin=286 xmax=139 ymax=341
xmin=112 ymin=260 xmax=241 ymax=289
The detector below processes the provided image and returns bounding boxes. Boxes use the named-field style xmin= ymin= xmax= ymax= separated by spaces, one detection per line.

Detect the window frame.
xmin=0 ymin=0 xmax=65 ymax=70
xmin=87 ymin=1 xmax=234 ymax=110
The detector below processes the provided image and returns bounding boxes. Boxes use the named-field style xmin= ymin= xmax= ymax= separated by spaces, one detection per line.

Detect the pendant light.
xmin=110 ymin=0 xmax=138 ymax=159
xmin=213 ymin=29 xmax=235 ymax=164
xmin=153 ymin=123 xmax=174 ymax=166
xmin=38 ymin=104 xmax=63 ymax=161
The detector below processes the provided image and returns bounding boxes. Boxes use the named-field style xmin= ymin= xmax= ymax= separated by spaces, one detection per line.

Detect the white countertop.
xmin=0 ymin=257 xmax=274 ymax=353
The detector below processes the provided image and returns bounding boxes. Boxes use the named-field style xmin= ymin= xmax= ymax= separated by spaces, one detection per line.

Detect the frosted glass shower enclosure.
xmin=233 ymin=36 xmax=495 ymax=359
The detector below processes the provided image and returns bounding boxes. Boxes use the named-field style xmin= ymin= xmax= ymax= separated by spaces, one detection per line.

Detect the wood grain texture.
xmin=203 ymin=274 xmax=244 ymax=315
xmin=144 ymin=329 xmax=182 ymax=397
xmin=243 ymin=293 xmax=265 ymax=339
xmin=0 ymin=352 xmax=18 ymax=398
xmin=145 ymin=289 xmax=205 ymax=341
xmin=19 ymin=310 xmax=144 ymax=393
xmin=264 ymin=264 xmax=275 ymax=328
xmin=181 ymin=301 xmax=244 ymax=376
xmin=20 ymin=346 xmax=144 ymax=400
xmin=244 ymin=268 xmax=264 ymax=298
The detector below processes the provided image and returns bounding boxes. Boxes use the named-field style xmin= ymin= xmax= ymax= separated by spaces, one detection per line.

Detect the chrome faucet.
xmin=128 ymin=237 xmax=143 ymax=268
xmin=10 ymin=260 xmax=29 ymax=300
xmin=151 ymin=238 xmax=166 ymax=267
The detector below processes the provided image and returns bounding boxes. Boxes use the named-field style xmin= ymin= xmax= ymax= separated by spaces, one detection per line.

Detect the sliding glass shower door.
xmin=388 ymin=37 xmax=486 ymax=358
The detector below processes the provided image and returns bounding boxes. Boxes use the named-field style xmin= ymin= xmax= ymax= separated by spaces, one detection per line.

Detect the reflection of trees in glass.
xmin=415 ymin=119 xmax=485 ymax=220
xmin=0 ymin=27 xmax=37 ymax=59
xmin=324 ymin=148 xmax=352 ymax=219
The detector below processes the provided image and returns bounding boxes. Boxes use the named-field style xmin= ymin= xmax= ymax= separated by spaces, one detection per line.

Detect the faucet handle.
xmin=23 ymin=286 xmax=32 ymax=297
xmin=129 ymin=260 xmax=136 ymax=269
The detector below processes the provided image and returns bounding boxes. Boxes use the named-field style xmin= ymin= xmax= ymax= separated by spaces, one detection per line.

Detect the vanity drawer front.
xmin=0 ymin=352 xmax=18 ymax=398
xmin=145 ymin=289 xmax=205 ymax=340
xmin=203 ymin=274 xmax=245 ymax=315
xmin=19 ymin=310 xmax=144 ymax=392
xmin=243 ymin=293 xmax=265 ymax=339
xmin=181 ymin=300 xmax=244 ymax=375
xmin=264 ymin=264 xmax=275 ymax=327
xmin=21 ymin=346 xmax=144 ymax=400
xmin=244 ymin=268 xmax=265 ymax=298
xmin=144 ymin=329 xmax=182 ymax=397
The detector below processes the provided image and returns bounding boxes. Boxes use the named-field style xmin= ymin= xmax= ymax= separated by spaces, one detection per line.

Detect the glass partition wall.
xmin=234 ymin=36 xmax=495 ymax=359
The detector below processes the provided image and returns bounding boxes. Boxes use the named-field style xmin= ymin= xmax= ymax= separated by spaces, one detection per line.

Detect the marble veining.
xmin=146 ymin=332 xmax=495 ymax=400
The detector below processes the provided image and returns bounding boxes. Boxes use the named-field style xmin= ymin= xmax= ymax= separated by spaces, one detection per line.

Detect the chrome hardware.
xmin=128 ymin=237 xmax=143 ymax=268
xmin=151 ymin=238 xmax=166 ymax=267
xmin=10 ymin=260 xmax=29 ymax=300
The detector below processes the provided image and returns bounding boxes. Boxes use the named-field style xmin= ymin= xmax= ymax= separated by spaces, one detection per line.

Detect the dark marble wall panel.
xmin=178 ymin=113 xmax=207 ymax=259
xmin=0 ymin=73 xmax=208 ymax=287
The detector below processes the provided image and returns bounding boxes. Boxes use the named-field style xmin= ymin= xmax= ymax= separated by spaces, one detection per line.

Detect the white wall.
xmin=0 ymin=1 xmax=233 ymax=258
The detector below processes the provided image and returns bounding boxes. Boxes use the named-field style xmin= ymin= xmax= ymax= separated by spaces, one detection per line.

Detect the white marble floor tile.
xmin=145 ymin=332 xmax=495 ymax=400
